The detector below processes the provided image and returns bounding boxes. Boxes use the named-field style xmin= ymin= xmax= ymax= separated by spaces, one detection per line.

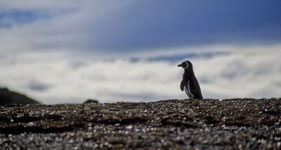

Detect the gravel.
xmin=0 ymin=98 xmax=281 ymax=150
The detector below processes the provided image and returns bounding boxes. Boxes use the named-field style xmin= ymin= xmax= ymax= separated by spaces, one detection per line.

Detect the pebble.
xmin=0 ymin=99 xmax=280 ymax=149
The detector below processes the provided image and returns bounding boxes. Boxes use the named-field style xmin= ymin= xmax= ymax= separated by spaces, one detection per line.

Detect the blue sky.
xmin=1 ymin=0 xmax=280 ymax=52
xmin=84 ymin=0 xmax=281 ymax=51
xmin=0 ymin=0 xmax=281 ymax=103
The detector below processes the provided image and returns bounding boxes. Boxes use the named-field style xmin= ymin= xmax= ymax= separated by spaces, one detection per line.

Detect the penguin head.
xmin=177 ymin=60 xmax=193 ymax=69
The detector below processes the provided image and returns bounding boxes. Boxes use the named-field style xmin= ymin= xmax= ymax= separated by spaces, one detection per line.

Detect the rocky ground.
xmin=0 ymin=98 xmax=281 ymax=150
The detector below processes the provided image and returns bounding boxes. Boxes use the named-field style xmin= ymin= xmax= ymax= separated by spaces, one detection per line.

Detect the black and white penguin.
xmin=178 ymin=60 xmax=203 ymax=99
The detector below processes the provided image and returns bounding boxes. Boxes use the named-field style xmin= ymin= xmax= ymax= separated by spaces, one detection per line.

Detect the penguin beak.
xmin=177 ymin=63 xmax=184 ymax=67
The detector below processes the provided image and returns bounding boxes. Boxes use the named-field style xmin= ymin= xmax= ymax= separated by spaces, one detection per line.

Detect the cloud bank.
xmin=1 ymin=45 xmax=280 ymax=104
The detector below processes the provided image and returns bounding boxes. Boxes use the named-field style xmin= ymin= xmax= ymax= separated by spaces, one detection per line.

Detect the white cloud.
xmin=0 ymin=0 xmax=133 ymax=53
xmin=0 ymin=45 xmax=280 ymax=104
xmin=0 ymin=51 xmax=182 ymax=104
xmin=194 ymin=46 xmax=281 ymax=99
xmin=0 ymin=0 xmax=101 ymax=11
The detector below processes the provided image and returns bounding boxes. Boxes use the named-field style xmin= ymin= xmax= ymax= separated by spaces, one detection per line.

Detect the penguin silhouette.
xmin=178 ymin=60 xmax=203 ymax=99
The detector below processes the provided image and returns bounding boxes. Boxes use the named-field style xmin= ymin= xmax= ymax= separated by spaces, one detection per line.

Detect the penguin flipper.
xmin=180 ymin=80 xmax=185 ymax=91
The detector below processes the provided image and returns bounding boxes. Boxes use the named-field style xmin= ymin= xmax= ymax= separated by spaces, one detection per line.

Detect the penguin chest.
xmin=184 ymin=80 xmax=195 ymax=99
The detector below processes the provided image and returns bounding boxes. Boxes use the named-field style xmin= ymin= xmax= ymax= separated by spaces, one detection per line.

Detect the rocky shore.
xmin=0 ymin=98 xmax=281 ymax=149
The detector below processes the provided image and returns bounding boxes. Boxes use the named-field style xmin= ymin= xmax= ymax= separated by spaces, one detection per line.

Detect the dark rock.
xmin=0 ymin=87 xmax=41 ymax=105
xmin=83 ymin=99 xmax=99 ymax=104
xmin=0 ymin=99 xmax=281 ymax=149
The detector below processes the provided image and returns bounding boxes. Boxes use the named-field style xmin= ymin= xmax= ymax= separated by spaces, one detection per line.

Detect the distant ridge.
xmin=0 ymin=87 xmax=40 ymax=105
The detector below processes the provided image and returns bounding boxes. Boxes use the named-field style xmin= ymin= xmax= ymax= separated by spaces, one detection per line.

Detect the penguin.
xmin=178 ymin=60 xmax=203 ymax=99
